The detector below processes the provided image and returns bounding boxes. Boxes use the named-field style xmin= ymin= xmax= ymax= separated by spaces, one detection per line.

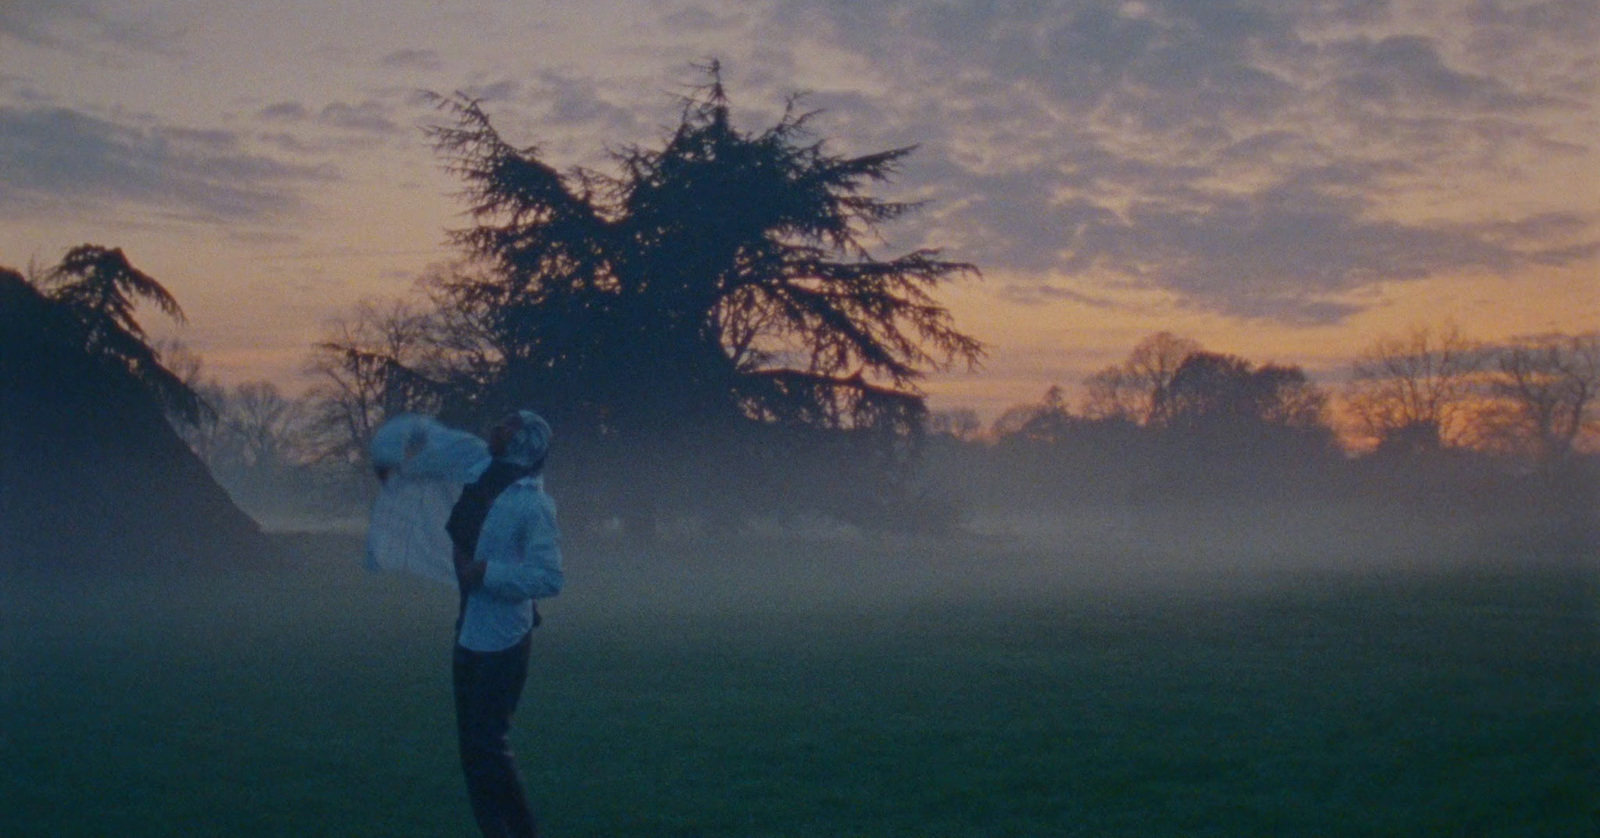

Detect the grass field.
xmin=3 ymin=527 xmax=1596 ymax=836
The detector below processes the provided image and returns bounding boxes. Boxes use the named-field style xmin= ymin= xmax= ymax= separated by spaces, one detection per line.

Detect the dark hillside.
xmin=1 ymin=269 xmax=264 ymax=573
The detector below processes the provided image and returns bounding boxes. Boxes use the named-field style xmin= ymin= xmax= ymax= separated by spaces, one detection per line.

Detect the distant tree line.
xmin=160 ymin=315 xmax=1596 ymax=538
xmin=13 ymin=249 xmax=1591 ymax=542
xmin=926 ymin=327 xmax=1598 ymax=536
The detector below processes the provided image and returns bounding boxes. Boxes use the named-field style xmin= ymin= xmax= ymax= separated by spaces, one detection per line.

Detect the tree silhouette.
xmin=412 ymin=63 xmax=984 ymax=531
xmin=305 ymin=298 xmax=443 ymax=470
xmin=1346 ymin=324 xmax=1481 ymax=454
xmin=1082 ymin=332 xmax=1202 ymax=426
xmin=1159 ymin=351 xmax=1331 ymax=445
xmin=928 ymin=408 xmax=982 ymax=441
xmin=992 ymin=385 xmax=1080 ymax=444
xmin=425 ymin=64 xmax=983 ymax=441
xmin=1481 ymin=333 xmax=1600 ymax=467
xmin=39 ymin=244 xmax=203 ymax=424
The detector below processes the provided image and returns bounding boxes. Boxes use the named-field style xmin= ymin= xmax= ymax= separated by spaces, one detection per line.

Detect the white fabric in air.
xmin=363 ymin=414 xmax=490 ymax=584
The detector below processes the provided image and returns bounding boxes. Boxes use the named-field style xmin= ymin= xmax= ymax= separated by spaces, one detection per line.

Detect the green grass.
xmin=3 ymin=533 xmax=1596 ymax=836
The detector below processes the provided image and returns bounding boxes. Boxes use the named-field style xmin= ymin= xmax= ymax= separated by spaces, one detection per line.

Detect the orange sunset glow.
xmin=2 ymin=1 xmax=1595 ymax=422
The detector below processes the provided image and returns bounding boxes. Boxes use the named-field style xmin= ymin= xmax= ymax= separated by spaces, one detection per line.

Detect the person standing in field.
xmin=446 ymin=410 xmax=563 ymax=838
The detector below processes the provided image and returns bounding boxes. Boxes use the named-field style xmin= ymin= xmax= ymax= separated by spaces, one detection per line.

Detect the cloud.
xmin=380 ymin=48 xmax=443 ymax=72
xmin=728 ymin=0 xmax=1599 ymax=323
xmin=1463 ymin=0 xmax=1600 ymax=68
xmin=919 ymin=152 xmax=1595 ymax=322
xmin=258 ymin=101 xmax=310 ymax=122
xmin=1328 ymin=34 xmax=1556 ymax=113
xmin=174 ymin=0 xmax=1579 ymax=325
xmin=0 ymin=105 xmax=338 ymax=223
xmin=530 ymin=70 xmax=645 ymax=136
xmin=256 ymin=99 xmax=402 ymax=134
xmin=419 ymin=72 xmax=652 ymax=167
xmin=472 ymin=79 xmax=527 ymax=102
xmin=999 ymin=282 xmax=1120 ymax=310
xmin=316 ymin=101 xmax=401 ymax=134
xmin=662 ymin=4 xmax=749 ymax=33
xmin=0 ymin=0 xmax=181 ymax=55
xmin=0 ymin=73 xmax=53 ymax=105
xmin=0 ymin=0 xmax=99 ymax=47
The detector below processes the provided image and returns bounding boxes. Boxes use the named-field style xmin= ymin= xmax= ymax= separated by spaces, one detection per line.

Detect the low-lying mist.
xmin=524 ymin=497 xmax=1597 ymax=633
xmin=130 ymin=422 xmax=1598 ymax=629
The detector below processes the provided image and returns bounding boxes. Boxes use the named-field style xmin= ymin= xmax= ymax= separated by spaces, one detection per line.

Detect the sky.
xmin=2 ymin=0 xmax=1596 ymax=420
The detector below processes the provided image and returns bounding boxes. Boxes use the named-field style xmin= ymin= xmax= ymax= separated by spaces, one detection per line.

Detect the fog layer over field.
xmin=205 ymin=430 xmax=1598 ymax=619
xmin=529 ymin=500 xmax=1595 ymax=632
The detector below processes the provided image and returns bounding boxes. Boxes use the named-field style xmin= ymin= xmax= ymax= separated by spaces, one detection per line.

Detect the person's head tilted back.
xmin=489 ymin=410 xmax=551 ymax=472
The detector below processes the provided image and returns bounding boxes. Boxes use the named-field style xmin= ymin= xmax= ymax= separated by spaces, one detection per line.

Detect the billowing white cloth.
xmin=364 ymin=476 xmax=463 ymax=584
xmin=369 ymin=413 xmax=490 ymax=483
xmin=364 ymin=414 xmax=490 ymax=584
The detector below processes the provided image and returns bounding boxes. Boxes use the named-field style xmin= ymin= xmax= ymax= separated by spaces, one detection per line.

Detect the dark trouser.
xmin=453 ymin=634 xmax=538 ymax=838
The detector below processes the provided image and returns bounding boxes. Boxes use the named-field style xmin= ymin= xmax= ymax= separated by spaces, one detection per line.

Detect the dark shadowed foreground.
xmin=2 ymin=517 xmax=1595 ymax=836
